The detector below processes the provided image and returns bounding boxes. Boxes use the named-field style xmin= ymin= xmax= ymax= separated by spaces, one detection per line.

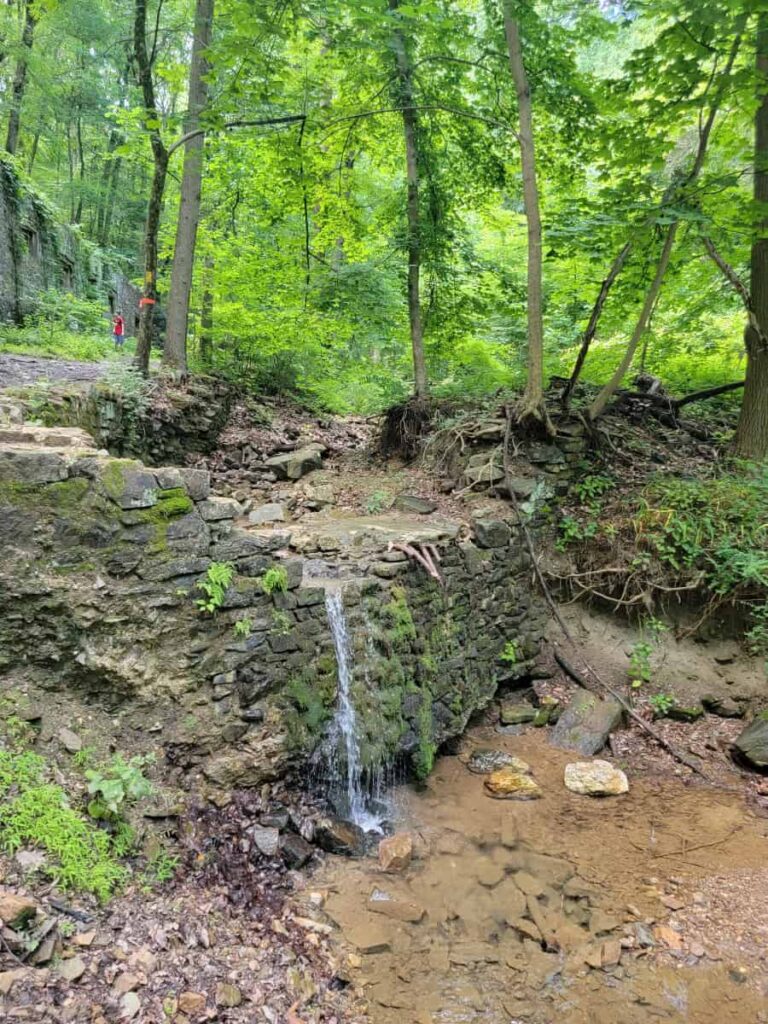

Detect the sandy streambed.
xmin=305 ymin=729 xmax=768 ymax=1024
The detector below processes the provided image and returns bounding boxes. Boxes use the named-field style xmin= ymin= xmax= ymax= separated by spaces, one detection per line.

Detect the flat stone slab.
xmin=277 ymin=514 xmax=461 ymax=553
xmin=0 ymin=425 xmax=96 ymax=449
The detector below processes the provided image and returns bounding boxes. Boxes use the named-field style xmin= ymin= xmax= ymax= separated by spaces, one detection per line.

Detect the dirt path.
xmin=0 ymin=353 xmax=108 ymax=390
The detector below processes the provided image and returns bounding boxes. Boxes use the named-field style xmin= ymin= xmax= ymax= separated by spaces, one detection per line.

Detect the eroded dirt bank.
xmin=310 ymin=728 xmax=768 ymax=1024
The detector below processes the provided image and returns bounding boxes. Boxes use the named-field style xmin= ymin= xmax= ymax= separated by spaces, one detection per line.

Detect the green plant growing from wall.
xmin=414 ymin=691 xmax=436 ymax=781
xmin=233 ymin=616 xmax=252 ymax=638
xmin=499 ymin=640 xmax=519 ymax=664
xmin=195 ymin=561 xmax=235 ymax=613
xmin=261 ymin=565 xmax=288 ymax=594
xmin=272 ymin=609 xmax=292 ymax=635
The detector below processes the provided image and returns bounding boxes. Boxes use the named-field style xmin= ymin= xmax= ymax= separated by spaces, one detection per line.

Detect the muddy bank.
xmin=309 ymin=730 xmax=768 ymax=1024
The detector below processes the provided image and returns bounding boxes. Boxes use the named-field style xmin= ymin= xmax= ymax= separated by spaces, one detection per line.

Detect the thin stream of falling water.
xmin=325 ymin=589 xmax=384 ymax=832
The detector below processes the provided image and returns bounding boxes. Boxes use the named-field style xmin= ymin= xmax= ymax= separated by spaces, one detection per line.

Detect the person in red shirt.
xmin=112 ymin=314 xmax=125 ymax=350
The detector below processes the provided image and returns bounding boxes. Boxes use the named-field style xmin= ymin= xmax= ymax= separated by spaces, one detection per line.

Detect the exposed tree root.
xmin=380 ymin=396 xmax=437 ymax=460
xmin=498 ymin=403 xmax=709 ymax=780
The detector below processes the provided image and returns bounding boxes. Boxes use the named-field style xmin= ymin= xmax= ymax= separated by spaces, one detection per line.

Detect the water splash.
xmin=325 ymin=589 xmax=384 ymax=833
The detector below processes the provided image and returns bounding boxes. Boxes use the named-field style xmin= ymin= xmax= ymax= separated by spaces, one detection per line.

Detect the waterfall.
xmin=325 ymin=589 xmax=383 ymax=833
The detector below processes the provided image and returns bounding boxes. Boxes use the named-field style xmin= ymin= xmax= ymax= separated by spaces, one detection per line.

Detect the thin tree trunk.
xmin=502 ymin=4 xmax=549 ymax=430
xmin=5 ymin=1 xmax=36 ymax=155
xmin=735 ymin=12 xmax=768 ymax=459
xmin=26 ymin=131 xmax=39 ymax=173
xmin=199 ymin=254 xmax=214 ymax=365
xmin=133 ymin=0 xmax=170 ymax=374
xmin=389 ymin=0 xmax=428 ymax=399
xmin=164 ymin=0 xmax=214 ymax=374
xmin=562 ymin=241 xmax=632 ymax=409
xmin=589 ymin=20 xmax=745 ymax=421
xmin=73 ymin=113 xmax=85 ymax=225
xmin=100 ymin=150 xmax=123 ymax=247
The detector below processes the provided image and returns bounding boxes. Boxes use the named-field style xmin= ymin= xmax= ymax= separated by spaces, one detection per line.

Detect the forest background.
xmin=0 ymin=0 xmax=761 ymax=433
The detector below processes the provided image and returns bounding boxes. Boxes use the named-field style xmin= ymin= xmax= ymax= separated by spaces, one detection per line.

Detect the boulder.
xmin=197 ymin=496 xmax=242 ymax=521
xmin=473 ymin=519 xmax=512 ymax=549
xmin=280 ymin=832 xmax=314 ymax=869
xmin=99 ymin=462 xmax=158 ymax=509
xmin=550 ymin=692 xmax=623 ymax=755
xmin=57 ymin=727 xmax=82 ymax=753
xmin=499 ymin=702 xmax=536 ymax=726
xmin=56 ymin=956 xmax=87 ymax=982
xmin=392 ymin=494 xmax=437 ymax=515
xmin=465 ymin=749 xmax=530 ymax=775
xmin=314 ymin=816 xmax=366 ymax=857
xmin=702 ymin=695 xmax=744 ymax=719
xmin=504 ymin=476 xmax=537 ymax=500
xmin=0 ymin=893 xmax=38 ymax=930
xmin=564 ymin=760 xmax=629 ymax=797
xmin=0 ymin=449 xmax=68 ymax=484
xmin=484 ymin=768 xmax=541 ymax=800
xmin=378 ymin=832 xmax=413 ymax=872
xmin=265 ymin=446 xmax=323 ymax=481
xmin=250 ymin=825 xmax=280 ymax=857
xmin=248 ymin=503 xmax=286 ymax=525
xmin=732 ymin=711 xmax=768 ymax=770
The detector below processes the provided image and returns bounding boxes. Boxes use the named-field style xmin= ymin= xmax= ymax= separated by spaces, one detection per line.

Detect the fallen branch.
xmin=553 ymin=651 xmax=708 ymax=777
xmin=674 ymin=379 xmax=745 ymax=409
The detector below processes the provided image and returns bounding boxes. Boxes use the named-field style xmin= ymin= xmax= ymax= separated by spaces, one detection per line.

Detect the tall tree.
xmin=388 ymin=0 xmax=428 ymax=399
xmin=5 ymin=0 xmax=38 ymax=155
xmin=132 ymin=0 xmax=170 ymax=374
xmin=502 ymin=3 xmax=548 ymax=429
xmin=587 ymin=13 xmax=746 ymax=421
xmin=164 ymin=0 xmax=215 ymax=375
xmin=735 ymin=11 xmax=768 ymax=459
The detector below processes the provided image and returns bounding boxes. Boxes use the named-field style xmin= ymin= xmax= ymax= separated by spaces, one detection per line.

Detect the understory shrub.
xmin=0 ymin=750 xmax=129 ymax=902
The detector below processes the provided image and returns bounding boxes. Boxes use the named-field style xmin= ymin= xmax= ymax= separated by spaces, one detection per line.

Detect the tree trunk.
xmin=389 ymin=0 xmax=428 ymax=399
xmin=735 ymin=15 xmax=768 ymax=458
xmin=73 ymin=113 xmax=85 ymax=225
xmin=562 ymin=241 xmax=632 ymax=408
xmin=133 ymin=0 xmax=170 ymax=374
xmin=5 ymin=1 xmax=36 ymax=155
xmin=589 ymin=19 xmax=745 ymax=421
xmin=199 ymin=255 xmax=214 ymax=365
xmin=163 ymin=0 xmax=214 ymax=374
xmin=588 ymin=224 xmax=678 ymax=420
xmin=502 ymin=4 xmax=549 ymax=430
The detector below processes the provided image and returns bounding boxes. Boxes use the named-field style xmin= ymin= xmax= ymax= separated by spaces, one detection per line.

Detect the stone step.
xmin=0 ymin=425 xmax=96 ymax=450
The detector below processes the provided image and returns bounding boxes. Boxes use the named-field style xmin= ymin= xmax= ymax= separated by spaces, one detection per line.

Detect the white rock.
xmin=564 ymin=760 xmax=629 ymax=797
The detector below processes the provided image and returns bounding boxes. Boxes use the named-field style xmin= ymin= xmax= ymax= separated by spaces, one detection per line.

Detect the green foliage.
xmin=84 ymin=754 xmax=154 ymax=820
xmin=365 ymin=490 xmax=390 ymax=515
xmin=383 ymin=587 xmax=417 ymax=648
xmin=636 ymin=466 xmax=768 ymax=598
xmin=0 ymin=750 xmax=128 ymax=902
xmin=573 ymin=474 xmax=613 ymax=504
xmin=649 ymin=692 xmax=675 ymax=716
xmin=499 ymin=640 xmax=519 ymax=664
xmin=260 ymin=566 xmax=288 ymax=594
xmin=233 ymin=616 xmax=252 ymax=638
xmin=628 ymin=617 xmax=666 ymax=690
xmin=195 ymin=561 xmax=235 ymax=614
xmin=414 ymin=692 xmax=436 ymax=782
xmin=556 ymin=514 xmax=598 ymax=550
xmin=271 ymin=609 xmax=292 ymax=635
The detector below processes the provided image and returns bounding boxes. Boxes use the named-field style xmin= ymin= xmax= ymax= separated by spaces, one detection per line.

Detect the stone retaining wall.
xmin=0 ymin=445 xmax=545 ymax=789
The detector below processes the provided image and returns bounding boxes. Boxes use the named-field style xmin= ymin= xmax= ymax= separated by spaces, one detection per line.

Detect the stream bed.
xmin=305 ymin=729 xmax=768 ymax=1024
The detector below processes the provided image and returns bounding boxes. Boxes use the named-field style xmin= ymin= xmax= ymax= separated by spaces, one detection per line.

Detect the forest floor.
xmin=1 ymin=370 xmax=766 ymax=1022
